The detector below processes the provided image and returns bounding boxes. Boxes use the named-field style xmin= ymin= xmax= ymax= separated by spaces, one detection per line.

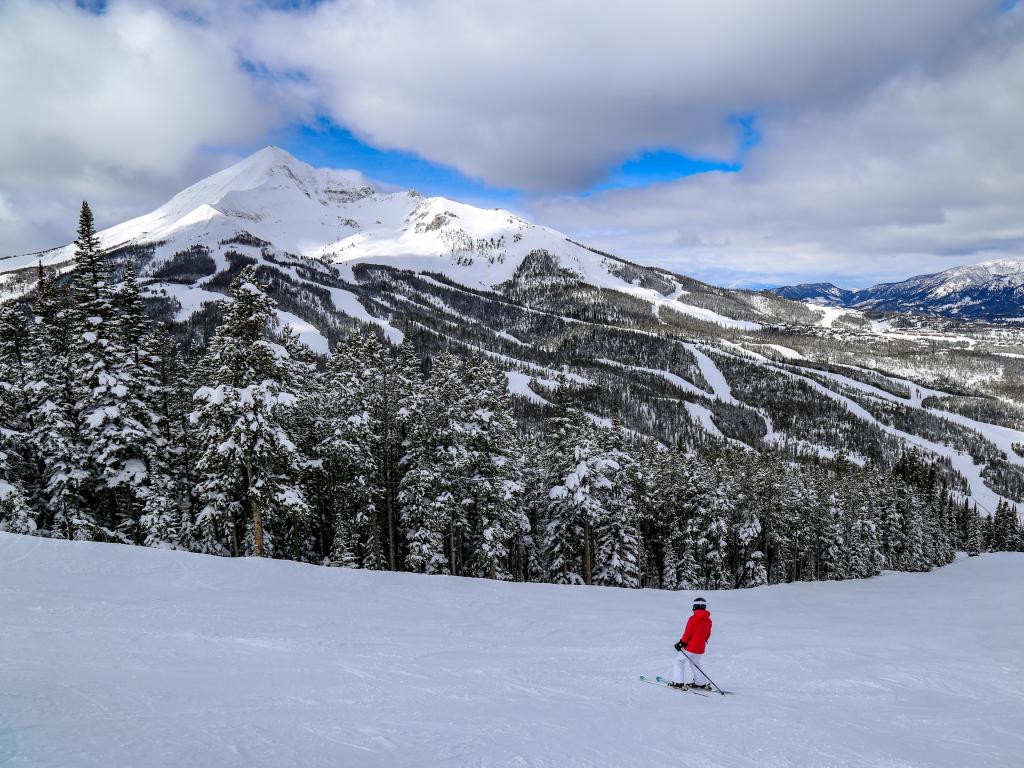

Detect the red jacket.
xmin=680 ymin=609 xmax=712 ymax=654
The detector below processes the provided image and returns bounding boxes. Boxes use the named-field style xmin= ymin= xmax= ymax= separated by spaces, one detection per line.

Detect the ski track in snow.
xmin=683 ymin=402 xmax=752 ymax=451
xmin=1 ymin=534 xmax=1022 ymax=768
xmin=596 ymin=356 xmax=752 ymax=445
xmin=143 ymin=282 xmax=227 ymax=322
xmin=597 ymin=358 xmax=710 ymax=398
xmin=274 ymin=310 xmax=331 ymax=356
xmin=321 ymin=286 xmax=404 ymax=345
xmin=684 ymin=344 xmax=738 ymax=404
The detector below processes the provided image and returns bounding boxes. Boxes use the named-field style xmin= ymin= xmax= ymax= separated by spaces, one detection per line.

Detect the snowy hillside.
xmin=1 ymin=533 xmax=1021 ymax=768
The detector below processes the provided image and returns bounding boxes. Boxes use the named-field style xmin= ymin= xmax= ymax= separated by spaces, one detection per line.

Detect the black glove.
xmin=674 ymin=641 xmax=683 ymax=652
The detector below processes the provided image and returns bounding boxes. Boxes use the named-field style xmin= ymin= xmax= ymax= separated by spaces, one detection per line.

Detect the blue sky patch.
xmin=279 ymin=119 xmax=521 ymax=207
xmin=281 ymin=113 xmax=760 ymax=203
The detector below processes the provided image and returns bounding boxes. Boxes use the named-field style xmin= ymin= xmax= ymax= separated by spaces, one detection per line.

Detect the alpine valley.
xmin=1 ymin=147 xmax=1022 ymax=590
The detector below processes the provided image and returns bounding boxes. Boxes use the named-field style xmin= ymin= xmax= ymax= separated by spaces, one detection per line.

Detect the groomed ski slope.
xmin=1 ymin=534 xmax=1022 ymax=768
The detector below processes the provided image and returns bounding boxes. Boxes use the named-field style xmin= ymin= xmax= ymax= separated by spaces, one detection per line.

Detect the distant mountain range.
xmin=770 ymin=259 xmax=1024 ymax=320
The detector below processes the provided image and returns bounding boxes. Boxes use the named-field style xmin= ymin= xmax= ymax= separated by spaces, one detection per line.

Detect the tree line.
xmin=1 ymin=203 xmax=1021 ymax=589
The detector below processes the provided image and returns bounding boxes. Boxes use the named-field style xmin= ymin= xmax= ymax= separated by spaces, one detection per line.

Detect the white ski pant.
xmin=673 ymin=650 xmax=708 ymax=686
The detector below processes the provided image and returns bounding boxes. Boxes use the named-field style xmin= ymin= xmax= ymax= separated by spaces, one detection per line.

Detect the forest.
xmin=2 ymin=204 xmax=1022 ymax=589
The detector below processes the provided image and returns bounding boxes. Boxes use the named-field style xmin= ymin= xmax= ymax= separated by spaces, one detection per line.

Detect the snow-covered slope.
xmin=1 ymin=533 xmax=1021 ymax=768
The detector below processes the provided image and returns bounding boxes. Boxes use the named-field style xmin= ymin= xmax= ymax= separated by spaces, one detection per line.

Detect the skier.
xmin=670 ymin=596 xmax=713 ymax=691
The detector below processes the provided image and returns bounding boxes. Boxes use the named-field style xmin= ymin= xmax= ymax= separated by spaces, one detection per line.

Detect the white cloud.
xmin=532 ymin=14 xmax=1024 ymax=287
xmin=2 ymin=0 xmax=1022 ymax=287
xmin=239 ymin=0 xmax=998 ymax=191
xmin=0 ymin=0 xmax=276 ymax=253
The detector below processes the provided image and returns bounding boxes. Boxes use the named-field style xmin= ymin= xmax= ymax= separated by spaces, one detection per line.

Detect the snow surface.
xmin=143 ymin=281 xmax=227 ymax=321
xmin=503 ymin=371 xmax=551 ymax=405
xmin=684 ymin=344 xmax=738 ymax=404
xmin=1 ymin=534 xmax=1022 ymax=768
xmin=807 ymin=303 xmax=855 ymax=328
xmin=275 ymin=309 xmax=331 ymax=356
xmin=762 ymin=343 xmax=805 ymax=360
xmin=597 ymin=357 xmax=709 ymax=398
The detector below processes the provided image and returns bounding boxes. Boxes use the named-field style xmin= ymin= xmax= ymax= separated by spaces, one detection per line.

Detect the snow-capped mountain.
xmin=3 ymin=147 xmax=1024 ymax=522
xmin=0 ymin=146 xmax=821 ymax=334
xmin=0 ymin=146 xmax=714 ymax=301
xmin=854 ymin=259 xmax=1024 ymax=318
xmin=770 ymin=259 xmax=1024 ymax=319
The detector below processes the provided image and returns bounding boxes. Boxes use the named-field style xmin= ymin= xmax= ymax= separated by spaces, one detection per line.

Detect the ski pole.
xmin=683 ymin=650 xmax=726 ymax=695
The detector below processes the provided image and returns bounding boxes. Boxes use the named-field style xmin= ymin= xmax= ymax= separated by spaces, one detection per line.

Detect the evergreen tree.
xmin=965 ymin=504 xmax=982 ymax=556
xmin=0 ymin=305 xmax=37 ymax=533
xmin=541 ymin=381 xmax=599 ymax=585
xmin=591 ymin=425 xmax=641 ymax=588
xmin=462 ymin=357 xmax=527 ymax=580
xmin=399 ymin=352 xmax=468 ymax=575
xmin=27 ymin=263 xmax=89 ymax=537
xmin=190 ymin=267 xmax=308 ymax=557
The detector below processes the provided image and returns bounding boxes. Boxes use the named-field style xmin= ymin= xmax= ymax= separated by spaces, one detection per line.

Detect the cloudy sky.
xmin=2 ymin=0 xmax=1022 ymax=288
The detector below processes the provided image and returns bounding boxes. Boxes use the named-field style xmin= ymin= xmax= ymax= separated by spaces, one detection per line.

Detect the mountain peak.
xmin=222 ymin=146 xmax=310 ymax=181
xmin=768 ymin=282 xmax=856 ymax=306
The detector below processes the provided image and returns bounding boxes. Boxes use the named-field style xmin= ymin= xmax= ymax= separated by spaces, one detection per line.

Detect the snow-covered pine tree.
xmin=303 ymin=331 xmax=380 ymax=567
xmin=541 ymin=380 xmax=595 ymax=585
xmin=190 ymin=267 xmax=308 ymax=557
xmin=399 ymin=351 xmax=468 ymax=575
xmin=845 ymin=486 xmax=884 ymax=579
xmin=461 ymin=356 xmax=527 ymax=580
xmin=69 ymin=201 xmax=150 ymax=539
xmin=724 ymin=454 xmax=767 ymax=588
xmin=142 ymin=328 xmax=196 ymax=548
xmin=812 ymin=485 xmax=848 ymax=581
xmin=359 ymin=331 xmax=407 ymax=570
xmin=653 ymin=451 xmax=698 ymax=590
xmin=629 ymin=440 xmax=662 ymax=588
xmin=682 ymin=459 xmax=731 ymax=590
xmin=27 ymin=262 xmax=89 ymax=538
xmin=964 ymin=503 xmax=983 ymax=556
xmin=0 ymin=307 xmax=35 ymax=534
xmin=591 ymin=425 xmax=641 ymax=588
xmin=515 ymin=431 xmax=548 ymax=583
xmin=989 ymin=500 xmax=1022 ymax=552
xmin=102 ymin=261 xmax=166 ymax=544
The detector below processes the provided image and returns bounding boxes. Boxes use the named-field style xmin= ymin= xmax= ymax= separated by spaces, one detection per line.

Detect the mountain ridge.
xmin=770 ymin=258 xmax=1024 ymax=319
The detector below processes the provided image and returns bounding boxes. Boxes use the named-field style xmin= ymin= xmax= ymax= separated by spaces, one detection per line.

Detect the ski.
xmin=639 ymin=675 xmax=709 ymax=696
xmin=651 ymin=675 xmax=734 ymax=696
